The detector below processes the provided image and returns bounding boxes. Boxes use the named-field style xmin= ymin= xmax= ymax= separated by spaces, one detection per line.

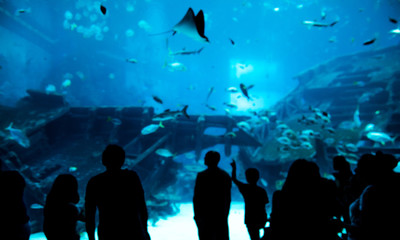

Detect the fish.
xmin=155 ymin=148 xmax=175 ymax=158
xmin=366 ymin=132 xmax=397 ymax=145
xmin=389 ymin=17 xmax=398 ymax=24
xmin=30 ymin=203 xmax=44 ymax=209
xmin=107 ymin=117 xmax=122 ymax=126
xmin=223 ymin=102 xmax=238 ymax=108
xmin=363 ymin=38 xmax=376 ymax=45
xmin=389 ymin=28 xmax=400 ymax=35
xmin=277 ymin=136 xmax=291 ymax=145
xmin=229 ymin=38 xmax=235 ymax=45
xmin=45 ymin=84 xmax=56 ymax=94
xmin=100 ymin=5 xmax=107 ymax=15
xmin=240 ymin=83 xmax=251 ymax=100
xmin=152 ymin=105 xmax=189 ymax=122
xmin=226 ymin=87 xmax=239 ymax=93
xmin=126 ymin=58 xmax=138 ymax=63
xmin=69 ymin=166 xmax=78 ymax=172
xmin=364 ymin=123 xmax=375 ymax=132
xmin=206 ymin=86 xmax=214 ymax=102
xmin=169 ymin=47 xmax=204 ymax=56
xmin=353 ymin=106 xmax=361 ymax=128
xmin=237 ymin=121 xmax=251 ymax=131
xmin=172 ymin=8 xmax=209 ymax=42
xmin=164 ymin=61 xmax=187 ymax=72
xmin=141 ymin=122 xmax=164 ymax=135
xmin=152 ymin=95 xmax=163 ymax=104
xmin=301 ymin=141 xmax=313 ymax=150
xmin=15 ymin=8 xmax=31 ymax=15
xmin=224 ymin=132 xmax=237 ymax=138
xmin=345 ymin=143 xmax=358 ymax=152
xmin=302 ymin=20 xmax=338 ymax=27
xmin=5 ymin=123 xmax=30 ymax=148
xmin=205 ymin=104 xmax=217 ymax=111
xmin=62 ymin=79 xmax=71 ymax=88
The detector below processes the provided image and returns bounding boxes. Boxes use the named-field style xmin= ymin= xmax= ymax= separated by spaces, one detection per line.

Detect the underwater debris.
xmin=5 ymin=123 xmax=30 ymax=148
xmin=152 ymin=105 xmax=189 ymax=122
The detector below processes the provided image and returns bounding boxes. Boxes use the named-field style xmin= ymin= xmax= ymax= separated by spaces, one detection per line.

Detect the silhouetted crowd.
xmin=1 ymin=145 xmax=399 ymax=240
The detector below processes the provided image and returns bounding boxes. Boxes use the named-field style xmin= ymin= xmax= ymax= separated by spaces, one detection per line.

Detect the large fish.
xmin=152 ymin=105 xmax=189 ymax=122
xmin=172 ymin=8 xmax=209 ymax=42
xmin=366 ymin=132 xmax=396 ymax=145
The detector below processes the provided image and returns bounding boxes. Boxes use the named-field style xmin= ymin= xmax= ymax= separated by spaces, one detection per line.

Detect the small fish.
xmin=152 ymin=105 xmax=189 ymax=121
xmin=389 ymin=17 xmax=398 ymax=24
xmin=126 ymin=58 xmax=138 ymax=63
xmin=15 ymin=8 xmax=31 ymax=15
xmin=223 ymin=102 xmax=238 ymax=108
xmin=164 ymin=61 xmax=187 ymax=72
xmin=353 ymin=106 xmax=361 ymax=128
xmin=276 ymin=124 xmax=289 ymax=131
xmin=205 ymin=104 xmax=217 ymax=111
xmin=155 ymin=148 xmax=174 ymax=158
xmin=229 ymin=38 xmax=235 ymax=45
xmin=30 ymin=203 xmax=44 ymax=209
xmin=107 ymin=117 xmax=122 ymax=126
xmin=62 ymin=79 xmax=71 ymax=88
xmin=45 ymin=84 xmax=56 ymax=94
xmin=277 ymin=136 xmax=291 ymax=145
xmin=152 ymin=95 xmax=163 ymax=104
xmin=237 ymin=121 xmax=251 ymax=131
xmin=345 ymin=143 xmax=358 ymax=152
xmin=300 ymin=141 xmax=313 ymax=150
xmin=100 ymin=5 xmax=107 ymax=15
xmin=240 ymin=83 xmax=251 ymax=100
xmin=169 ymin=47 xmax=204 ymax=56
xmin=69 ymin=166 xmax=78 ymax=172
xmin=206 ymin=86 xmax=214 ymax=102
xmin=226 ymin=87 xmax=239 ymax=93
xmin=389 ymin=28 xmax=400 ymax=35
xmin=302 ymin=20 xmax=338 ymax=27
xmin=364 ymin=123 xmax=375 ymax=132
xmin=141 ymin=122 xmax=164 ymax=135
xmin=366 ymin=132 xmax=396 ymax=145
xmin=224 ymin=132 xmax=237 ymax=138
xmin=363 ymin=38 xmax=376 ymax=45
xmin=5 ymin=123 xmax=30 ymax=148
xmin=282 ymin=129 xmax=296 ymax=139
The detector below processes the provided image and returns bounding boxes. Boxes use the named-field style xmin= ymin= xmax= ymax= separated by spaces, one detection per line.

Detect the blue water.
xmin=1 ymin=0 xmax=399 ymax=115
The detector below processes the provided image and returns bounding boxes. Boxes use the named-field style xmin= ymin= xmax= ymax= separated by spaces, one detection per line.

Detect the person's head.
xmin=102 ymin=144 xmax=125 ymax=170
xmin=47 ymin=174 xmax=79 ymax=204
xmin=245 ymin=168 xmax=259 ymax=185
xmin=204 ymin=151 xmax=220 ymax=168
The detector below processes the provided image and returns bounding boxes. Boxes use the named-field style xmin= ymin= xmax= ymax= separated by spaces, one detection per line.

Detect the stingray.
xmin=153 ymin=8 xmax=209 ymax=43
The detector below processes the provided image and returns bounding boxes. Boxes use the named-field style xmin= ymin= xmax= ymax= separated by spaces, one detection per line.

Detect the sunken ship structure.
xmin=1 ymin=45 xmax=400 ymax=232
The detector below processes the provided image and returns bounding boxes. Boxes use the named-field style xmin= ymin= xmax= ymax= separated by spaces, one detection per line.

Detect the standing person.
xmin=231 ymin=160 xmax=269 ymax=240
xmin=193 ymin=150 xmax=232 ymax=240
xmin=85 ymin=144 xmax=150 ymax=240
xmin=43 ymin=174 xmax=81 ymax=240
xmin=0 ymin=158 xmax=31 ymax=240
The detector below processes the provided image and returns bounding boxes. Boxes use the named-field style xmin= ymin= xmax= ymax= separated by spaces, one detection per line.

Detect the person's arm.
xmin=133 ymin=172 xmax=151 ymax=240
xmin=230 ymin=160 xmax=244 ymax=187
xmin=85 ymin=180 xmax=96 ymax=240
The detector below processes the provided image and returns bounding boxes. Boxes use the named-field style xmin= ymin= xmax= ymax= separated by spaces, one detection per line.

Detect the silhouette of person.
xmin=43 ymin=174 xmax=82 ymax=240
xmin=231 ymin=160 xmax=269 ymax=240
xmin=85 ymin=144 xmax=150 ymax=240
xmin=193 ymin=150 xmax=232 ymax=240
xmin=0 ymin=158 xmax=31 ymax=240
xmin=269 ymin=159 xmax=339 ymax=240
xmin=332 ymin=155 xmax=353 ymax=224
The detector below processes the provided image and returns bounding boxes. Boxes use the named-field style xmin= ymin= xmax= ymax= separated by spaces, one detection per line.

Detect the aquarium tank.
xmin=1 ymin=0 xmax=400 ymax=239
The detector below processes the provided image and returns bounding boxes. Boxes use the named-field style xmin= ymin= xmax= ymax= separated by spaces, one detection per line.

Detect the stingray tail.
xmin=148 ymin=30 xmax=175 ymax=37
